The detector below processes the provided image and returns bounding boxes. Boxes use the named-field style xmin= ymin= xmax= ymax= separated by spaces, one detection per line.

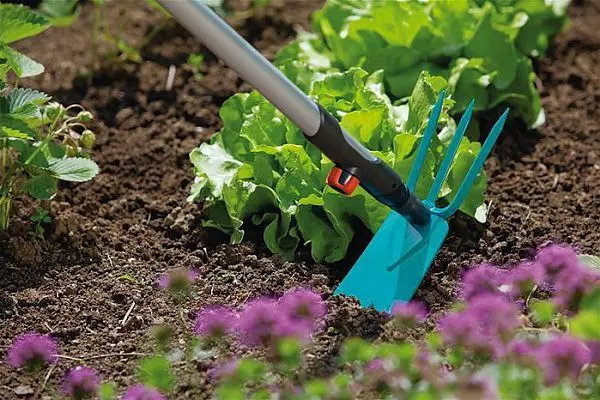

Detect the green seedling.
xmin=28 ymin=207 xmax=51 ymax=240
xmin=187 ymin=53 xmax=205 ymax=80
xmin=90 ymin=0 xmax=171 ymax=69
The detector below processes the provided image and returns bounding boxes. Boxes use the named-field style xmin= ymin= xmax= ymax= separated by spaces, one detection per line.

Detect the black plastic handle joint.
xmin=305 ymin=104 xmax=431 ymax=226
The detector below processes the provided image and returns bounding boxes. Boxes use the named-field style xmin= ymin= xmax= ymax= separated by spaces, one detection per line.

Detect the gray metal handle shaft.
xmin=157 ymin=0 xmax=320 ymax=135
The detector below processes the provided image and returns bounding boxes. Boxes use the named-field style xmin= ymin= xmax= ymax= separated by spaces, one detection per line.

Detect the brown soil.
xmin=1 ymin=0 xmax=599 ymax=398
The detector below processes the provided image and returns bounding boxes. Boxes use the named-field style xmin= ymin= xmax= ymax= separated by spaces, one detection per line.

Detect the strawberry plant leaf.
xmin=23 ymin=173 xmax=57 ymax=200
xmin=0 ymin=44 xmax=44 ymax=78
xmin=48 ymin=157 xmax=99 ymax=182
xmin=0 ymin=114 xmax=36 ymax=139
xmin=0 ymin=4 xmax=49 ymax=44
xmin=38 ymin=0 xmax=80 ymax=28
xmin=0 ymin=88 xmax=50 ymax=119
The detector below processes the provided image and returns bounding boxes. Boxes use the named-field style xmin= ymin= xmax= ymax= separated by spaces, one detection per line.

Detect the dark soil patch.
xmin=1 ymin=0 xmax=599 ymax=398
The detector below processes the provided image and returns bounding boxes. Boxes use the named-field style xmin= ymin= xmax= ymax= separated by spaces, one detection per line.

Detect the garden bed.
xmin=1 ymin=0 xmax=599 ymax=397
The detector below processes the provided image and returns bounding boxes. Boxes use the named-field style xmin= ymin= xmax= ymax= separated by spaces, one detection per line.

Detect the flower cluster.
xmin=535 ymin=335 xmax=591 ymax=384
xmin=440 ymin=294 xmax=520 ymax=359
xmin=460 ymin=245 xmax=598 ymax=312
xmin=6 ymin=332 xmax=59 ymax=370
xmin=62 ymin=366 xmax=101 ymax=399
xmin=390 ymin=300 xmax=428 ymax=326
xmin=194 ymin=288 xmax=326 ymax=347
xmin=158 ymin=268 xmax=199 ymax=295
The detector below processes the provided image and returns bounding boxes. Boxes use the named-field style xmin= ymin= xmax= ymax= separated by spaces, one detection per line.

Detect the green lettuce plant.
xmin=287 ymin=0 xmax=569 ymax=128
xmin=189 ymin=69 xmax=486 ymax=263
xmin=188 ymin=0 xmax=568 ymax=263
xmin=0 ymin=4 xmax=99 ymax=230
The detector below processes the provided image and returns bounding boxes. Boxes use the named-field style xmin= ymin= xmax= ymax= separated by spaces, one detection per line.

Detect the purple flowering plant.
xmin=157 ymin=268 xmax=199 ymax=300
xmin=7 ymin=246 xmax=600 ymax=399
xmin=6 ymin=331 xmax=59 ymax=371
xmin=62 ymin=366 xmax=101 ymax=399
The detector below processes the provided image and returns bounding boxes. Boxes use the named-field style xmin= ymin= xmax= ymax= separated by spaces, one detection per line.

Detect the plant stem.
xmin=0 ymin=194 xmax=11 ymax=230
xmin=138 ymin=17 xmax=169 ymax=51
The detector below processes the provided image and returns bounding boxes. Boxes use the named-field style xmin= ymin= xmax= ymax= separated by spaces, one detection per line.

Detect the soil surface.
xmin=1 ymin=0 xmax=599 ymax=398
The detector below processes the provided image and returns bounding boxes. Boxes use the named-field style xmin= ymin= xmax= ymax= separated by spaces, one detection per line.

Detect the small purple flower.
xmin=439 ymin=294 xmax=520 ymax=359
xmin=391 ymin=300 xmax=428 ymax=325
xmin=506 ymin=339 xmax=536 ymax=366
xmin=158 ymin=268 xmax=199 ymax=292
xmin=121 ymin=384 xmax=166 ymax=400
xmin=62 ymin=366 xmax=101 ymax=399
xmin=553 ymin=263 xmax=599 ymax=312
xmin=279 ymin=288 xmax=326 ymax=323
xmin=6 ymin=332 xmax=59 ymax=369
xmin=461 ymin=264 xmax=505 ymax=301
xmin=586 ymin=341 xmax=600 ymax=365
xmin=502 ymin=262 xmax=545 ymax=298
xmin=278 ymin=288 xmax=326 ymax=339
xmin=237 ymin=298 xmax=286 ymax=346
xmin=193 ymin=306 xmax=237 ymax=339
xmin=208 ymin=359 xmax=239 ymax=380
xmin=535 ymin=244 xmax=579 ymax=279
xmin=536 ymin=335 xmax=591 ymax=385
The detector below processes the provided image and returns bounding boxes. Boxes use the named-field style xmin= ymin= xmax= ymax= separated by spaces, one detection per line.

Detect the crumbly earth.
xmin=1 ymin=0 xmax=599 ymax=398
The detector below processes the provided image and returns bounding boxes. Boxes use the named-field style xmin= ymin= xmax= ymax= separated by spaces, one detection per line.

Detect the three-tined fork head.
xmin=408 ymin=91 xmax=509 ymax=219
xmin=333 ymin=92 xmax=509 ymax=312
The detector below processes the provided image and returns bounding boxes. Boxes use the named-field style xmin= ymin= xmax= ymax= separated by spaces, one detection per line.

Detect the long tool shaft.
xmin=157 ymin=0 xmax=431 ymax=226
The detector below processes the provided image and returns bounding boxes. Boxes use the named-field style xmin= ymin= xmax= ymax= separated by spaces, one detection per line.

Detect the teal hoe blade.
xmin=334 ymin=92 xmax=509 ymax=312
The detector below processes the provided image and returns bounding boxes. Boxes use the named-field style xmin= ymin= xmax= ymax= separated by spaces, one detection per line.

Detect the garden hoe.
xmin=158 ymin=0 xmax=509 ymax=312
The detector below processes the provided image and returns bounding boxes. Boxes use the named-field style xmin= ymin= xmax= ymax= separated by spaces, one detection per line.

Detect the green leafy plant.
xmin=288 ymin=0 xmax=569 ymax=128
xmin=189 ymin=69 xmax=485 ymax=263
xmin=0 ymin=4 xmax=99 ymax=231
xmin=136 ymin=355 xmax=175 ymax=393
xmin=188 ymin=0 xmax=568 ymax=263
xmin=28 ymin=207 xmax=51 ymax=239
xmin=0 ymin=4 xmax=50 ymax=80
xmin=186 ymin=53 xmax=205 ymax=80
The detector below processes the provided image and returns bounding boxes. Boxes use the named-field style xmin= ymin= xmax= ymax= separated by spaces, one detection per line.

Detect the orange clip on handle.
xmin=326 ymin=166 xmax=360 ymax=195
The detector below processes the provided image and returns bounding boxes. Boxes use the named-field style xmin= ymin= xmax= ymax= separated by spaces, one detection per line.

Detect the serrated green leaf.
xmin=0 ymin=114 xmax=36 ymax=139
xmin=136 ymin=356 xmax=174 ymax=392
xmin=0 ymin=87 xmax=50 ymax=118
xmin=23 ymin=173 xmax=57 ymax=200
xmin=0 ymin=4 xmax=49 ymax=44
xmin=48 ymin=157 xmax=99 ymax=182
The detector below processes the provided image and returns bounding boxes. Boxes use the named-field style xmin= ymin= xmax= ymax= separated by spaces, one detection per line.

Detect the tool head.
xmin=334 ymin=92 xmax=509 ymax=312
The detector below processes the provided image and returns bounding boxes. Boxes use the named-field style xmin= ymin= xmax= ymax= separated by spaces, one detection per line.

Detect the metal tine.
xmin=433 ymin=108 xmax=510 ymax=219
xmin=406 ymin=91 xmax=445 ymax=192
xmin=425 ymin=100 xmax=475 ymax=207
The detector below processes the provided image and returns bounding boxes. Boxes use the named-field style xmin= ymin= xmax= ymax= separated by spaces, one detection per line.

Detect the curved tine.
xmin=425 ymin=100 xmax=474 ymax=206
xmin=407 ymin=91 xmax=445 ymax=191
xmin=434 ymin=108 xmax=509 ymax=218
